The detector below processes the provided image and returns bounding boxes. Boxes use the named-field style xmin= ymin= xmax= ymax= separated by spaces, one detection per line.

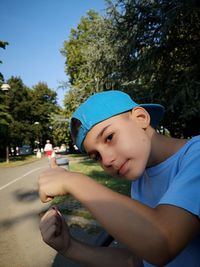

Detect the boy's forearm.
xmin=66 ymin=173 xmax=200 ymax=265
xmin=39 ymin=170 xmax=196 ymax=265
xmin=65 ymin=173 xmax=169 ymax=263
xmin=61 ymin=237 xmax=143 ymax=267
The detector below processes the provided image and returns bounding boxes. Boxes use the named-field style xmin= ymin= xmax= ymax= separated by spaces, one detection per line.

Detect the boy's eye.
xmin=89 ymin=153 xmax=101 ymax=162
xmin=106 ymin=134 xmax=113 ymax=142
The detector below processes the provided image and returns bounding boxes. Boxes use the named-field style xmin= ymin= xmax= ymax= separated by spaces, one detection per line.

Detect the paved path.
xmin=0 ymin=156 xmax=96 ymax=267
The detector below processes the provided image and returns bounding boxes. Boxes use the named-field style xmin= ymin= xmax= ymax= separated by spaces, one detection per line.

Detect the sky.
xmin=0 ymin=0 xmax=106 ymax=106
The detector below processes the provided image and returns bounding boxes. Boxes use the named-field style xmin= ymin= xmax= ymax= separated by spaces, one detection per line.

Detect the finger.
xmin=40 ymin=208 xmax=57 ymax=226
xmin=52 ymin=207 xmax=62 ymax=236
xmin=40 ymin=211 xmax=57 ymax=234
xmin=38 ymin=188 xmax=53 ymax=203
xmin=42 ymin=224 xmax=57 ymax=244
xmin=51 ymin=151 xmax=56 ymax=158
xmin=52 ymin=206 xmax=60 ymax=214
xmin=40 ymin=208 xmax=61 ymax=236
xmin=50 ymin=157 xmax=58 ymax=169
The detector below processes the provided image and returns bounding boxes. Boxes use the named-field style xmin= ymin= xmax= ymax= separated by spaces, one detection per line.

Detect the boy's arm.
xmin=64 ymin=238 xmax=144 ymax=267
xmin=38 ymin=164 xmax=200 ymax=266
xmin=40 ymin=206 xmax=143 ymax=267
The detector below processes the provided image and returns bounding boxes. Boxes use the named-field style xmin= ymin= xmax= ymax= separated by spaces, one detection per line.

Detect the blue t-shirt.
xmin=131 ymin=135 xmax=200 ymax=267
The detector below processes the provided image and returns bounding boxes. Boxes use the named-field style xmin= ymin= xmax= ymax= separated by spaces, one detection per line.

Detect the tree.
xmin=29 ymin=82 xmax=59 ymax=147
xmin=0 ymin=40 xmax=9 ymax=82
xmin=2 ymin=77 xmax=32 ymax=150
xmin=0 ymin=89 xmax=13 ymax=159
xmin=50 ymin=111 xmax=69 ymax=149
xmin=61 ymin=10 xmax=120 ymax=100
xmin=105 ymin=0 xmax=200 ymax=137
xmin=0 ymin=77 xmax=60 ymax=159
xmin=62 ymin=0 xmax=200 ymax=138
xmin=0 ymin=40 xmax=10 ymax=158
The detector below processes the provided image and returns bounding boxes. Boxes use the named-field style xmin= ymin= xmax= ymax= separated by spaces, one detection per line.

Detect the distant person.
xmin=44 ymin=140 xmax=53 ymax=159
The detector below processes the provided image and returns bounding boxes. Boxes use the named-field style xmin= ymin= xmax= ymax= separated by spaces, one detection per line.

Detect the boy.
xmin=38 ymin=90 xmax=200 ymax=267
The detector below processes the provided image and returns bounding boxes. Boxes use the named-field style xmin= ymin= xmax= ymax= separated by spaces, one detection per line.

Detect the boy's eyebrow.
xmin=96 ymin=124 xmax=111 ymax=141
xmin=86 ymin=124 xmax=111 ymax=155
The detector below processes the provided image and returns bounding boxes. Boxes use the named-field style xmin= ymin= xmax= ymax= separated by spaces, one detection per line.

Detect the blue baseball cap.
xmin=70 ymin=90 xmax=165 ymax=153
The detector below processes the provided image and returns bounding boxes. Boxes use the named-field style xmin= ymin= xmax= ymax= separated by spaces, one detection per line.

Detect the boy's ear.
xmin=130 ymin=107 xmax=151 ymax=129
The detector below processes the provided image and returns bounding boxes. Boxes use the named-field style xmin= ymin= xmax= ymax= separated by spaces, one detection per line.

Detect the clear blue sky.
xmin=0 ymin=0 xmax=106 ymax=106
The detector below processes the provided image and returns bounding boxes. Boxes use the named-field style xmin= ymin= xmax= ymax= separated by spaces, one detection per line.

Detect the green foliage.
xmin=50 ymin=111 xmax=69 ymax=147
xmin=0 ymin=41 xmax=9 ymax=49
xmin=3 ymin=77 xmax=36 ymax=149
xmin=62 ymin=0 xmax=200 ymax=138
xmin=0 ymin=40 xmax=9 ymax=82
xmin=61 ymin=10 xmax=100 ymax=86
xmin=0 ymin=96 xmax=12 ymax=127
xmin=30 ymin=82 xmax=58 ymax=118
xmin=0 ymin=154 xmax=38 ymax=167
xmin=0 ymin=77 xmax=60 ymax=158
xmin=101 ymin=0 xmax=200 ymax=137
xmin=61 ymin=10 xmax=120 ymax=105
xmin=27 ymin=81 xmax=59 ymax=147
xmin=70 ymin=157 xmax=131 ymax=196
xmin=61 ymin=9 xmax=122 ymax=148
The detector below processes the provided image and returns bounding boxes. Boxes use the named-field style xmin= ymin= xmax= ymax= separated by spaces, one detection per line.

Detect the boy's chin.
xmin=121 ymin=172 xmax=141 ymax=181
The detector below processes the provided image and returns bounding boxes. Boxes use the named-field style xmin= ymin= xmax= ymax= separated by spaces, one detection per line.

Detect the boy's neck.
xmin=147 ymin=129 xmax=187 ymax=167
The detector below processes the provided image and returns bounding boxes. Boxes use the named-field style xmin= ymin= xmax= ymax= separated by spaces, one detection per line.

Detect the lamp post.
xmin=1 ymin=83 xmax=10 ymax=92
xmin=34 ymin=121 xmax=40 ymax=141
xmin=34 ymin=121 xmax=41 ymax=158
xmin=1 ymin=83 xmax=11 ymax=163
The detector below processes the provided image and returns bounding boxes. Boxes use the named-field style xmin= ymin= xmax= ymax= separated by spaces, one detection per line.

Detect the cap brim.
xmin=140 ymin=104 xmax=165 ymax=128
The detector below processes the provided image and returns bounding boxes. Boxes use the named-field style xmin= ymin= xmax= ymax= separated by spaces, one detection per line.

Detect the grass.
xmin=63 ymin=207 xmax=94 ymax=220
xmin=52 ymin=155 xmax=131 ymax=220
xmin=70 ymin=157 xmax=131 ymax=196
xmin=1 ymin=152 xmax=131 ymax=221
xmin=0 ymin=154 xmax=40 ymax=167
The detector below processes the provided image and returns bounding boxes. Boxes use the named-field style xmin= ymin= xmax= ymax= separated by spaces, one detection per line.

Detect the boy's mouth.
xmin=118 ymin=160 xmax=128 ymax=176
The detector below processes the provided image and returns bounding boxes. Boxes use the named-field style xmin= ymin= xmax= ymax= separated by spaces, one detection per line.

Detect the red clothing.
xmin=46 ymin=150 xmax=52 ymax=156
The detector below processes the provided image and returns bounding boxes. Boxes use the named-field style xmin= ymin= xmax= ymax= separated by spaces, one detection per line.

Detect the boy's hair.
xmin=70 ymin=90 xmax=165 ymax=153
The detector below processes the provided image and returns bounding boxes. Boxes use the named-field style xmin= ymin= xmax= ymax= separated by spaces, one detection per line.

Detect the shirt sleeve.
xmin=158 ymin=145 xmax=200 ymax=218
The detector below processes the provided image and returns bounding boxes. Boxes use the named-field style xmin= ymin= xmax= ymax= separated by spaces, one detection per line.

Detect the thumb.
xmin=50 ymin=157 xmax=58 ymax=168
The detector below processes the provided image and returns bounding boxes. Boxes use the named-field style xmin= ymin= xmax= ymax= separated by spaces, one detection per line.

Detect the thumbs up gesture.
xmin=38 ymin=157 xmax=70 ymax=203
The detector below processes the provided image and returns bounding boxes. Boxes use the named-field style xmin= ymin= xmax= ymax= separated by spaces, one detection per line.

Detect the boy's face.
xmin=83 ymin=108 xmax=152 ymax=181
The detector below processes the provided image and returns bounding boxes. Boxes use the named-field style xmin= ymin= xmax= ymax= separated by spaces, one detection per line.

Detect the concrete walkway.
xmin=0 ymin=156 xmax=103 ymax=267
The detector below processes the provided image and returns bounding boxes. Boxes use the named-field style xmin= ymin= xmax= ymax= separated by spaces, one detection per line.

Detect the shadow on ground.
xmin=14 ymin=188 xmax=39 ymax=202
xmin=1 ymin=188 xmax=104 ymax=267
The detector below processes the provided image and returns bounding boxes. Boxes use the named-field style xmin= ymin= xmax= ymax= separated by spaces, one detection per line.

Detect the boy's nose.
xmin=101 ymin=150 xmax=115 ymax=169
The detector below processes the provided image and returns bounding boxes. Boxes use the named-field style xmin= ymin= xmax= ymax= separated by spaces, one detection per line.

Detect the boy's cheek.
xmin=102 ymin=168 xmax=118 ymax=178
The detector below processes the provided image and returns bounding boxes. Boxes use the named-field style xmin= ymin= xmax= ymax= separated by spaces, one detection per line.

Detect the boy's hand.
xmin=50 ymin=156 xmax=58 ymax=168
xmin=38 ymin=158 xmax=71 ymax=202
xmin=39 ymin=207 xmax=71 ymax=254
